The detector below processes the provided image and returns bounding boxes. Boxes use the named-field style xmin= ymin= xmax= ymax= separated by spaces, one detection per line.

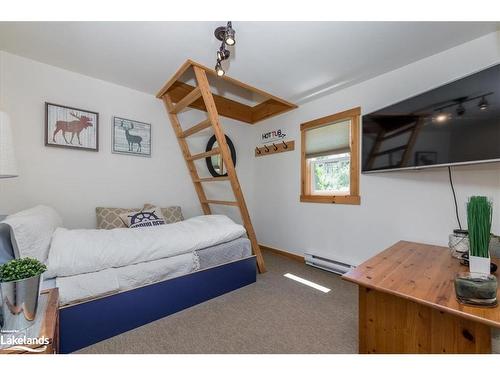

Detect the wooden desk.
xmin=342 ymin=241 xmax=499 ymax=354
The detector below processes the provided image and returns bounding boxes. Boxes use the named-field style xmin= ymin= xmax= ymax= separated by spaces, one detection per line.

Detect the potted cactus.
xmin=0 ymin=257 xmax=46 ymax=332
xmin=467 ymin=196 xmax=492 ymax=275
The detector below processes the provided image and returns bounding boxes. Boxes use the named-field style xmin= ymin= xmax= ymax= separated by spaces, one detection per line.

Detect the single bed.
xmin=0 ymin=207 xmax=257 ymax=353
xmin=42 ymin=236 xmax=252 ymax=305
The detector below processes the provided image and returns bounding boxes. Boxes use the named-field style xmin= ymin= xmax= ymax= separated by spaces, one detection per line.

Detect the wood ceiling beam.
xmin=157 ymin=59 xmax=297 ymax=125
xmin=251 ymin=99 xmax=296 ymax=123
xmin=156 ymin=60 xmax=193 ymax=99
xmin=167 ymin=81 xmax=253 ymax=124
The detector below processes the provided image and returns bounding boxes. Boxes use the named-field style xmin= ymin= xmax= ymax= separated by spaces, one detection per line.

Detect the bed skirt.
xmin=58 ymin=256 xmax=256 ymax=353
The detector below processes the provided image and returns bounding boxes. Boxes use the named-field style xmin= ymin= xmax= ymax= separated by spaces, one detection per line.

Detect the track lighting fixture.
xmin=214 ymin=21 xmax=236 ymax=78
xmin=434 ymin=92 xmax=492 ymax=122
xmin=478 ymin=96 xmax=489 ymax=110
xmin=215 ymin=61 xmax=225 ymax=77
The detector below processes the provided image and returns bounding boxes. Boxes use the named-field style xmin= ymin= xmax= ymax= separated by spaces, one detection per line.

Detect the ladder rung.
xmin=373 ymin=145 xmax=407 ymax=157
xmin=202 ymin=200 xmax=239 ymax=206
xmin=382 ymin=125 xmax=416 ymax=141
xmin=180 ymin=119 xmax=212 ymax=138
xmin=195 ymin=176 xmax=230 ymax=183
xmin=188 ymin=147 xmax=220 ymax=161
xmin=170 ymin=87 xmax=202 ymax=114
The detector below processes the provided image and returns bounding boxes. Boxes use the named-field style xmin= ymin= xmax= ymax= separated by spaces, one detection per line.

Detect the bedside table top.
xmin=1 ymin=288 xmax=59 ymax=354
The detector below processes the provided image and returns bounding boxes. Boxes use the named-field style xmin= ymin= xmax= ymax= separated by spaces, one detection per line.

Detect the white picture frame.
xmin=112 ymin=116 xmax=151 ymax=157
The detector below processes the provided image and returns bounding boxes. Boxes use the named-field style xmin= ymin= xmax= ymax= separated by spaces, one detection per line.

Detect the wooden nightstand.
xmin=0 ymin=288 xmax=59 ymax=354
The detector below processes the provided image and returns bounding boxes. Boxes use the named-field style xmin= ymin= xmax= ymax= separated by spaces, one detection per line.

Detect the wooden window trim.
xmin=300 ymin=107 xmax=361 ymax=205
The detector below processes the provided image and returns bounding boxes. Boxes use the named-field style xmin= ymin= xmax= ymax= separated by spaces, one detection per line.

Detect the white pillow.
xmin=2 ymin=205 xmax=62 ymax=262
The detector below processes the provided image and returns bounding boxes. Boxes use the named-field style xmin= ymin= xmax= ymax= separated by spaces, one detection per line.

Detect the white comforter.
xmin=55 ymin=252 xmax=197 ymax=305
xmin=46 ymin=215 xmax=246 ymax=278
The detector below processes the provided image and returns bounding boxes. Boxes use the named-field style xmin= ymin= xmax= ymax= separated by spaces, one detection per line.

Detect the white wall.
xmin=252 ymin=31 xmax=500 ymax=265
xmin=0 ymin=51 xmax=256 ymax=228
xmin=2 ymin=31 xmax=500 ymax=266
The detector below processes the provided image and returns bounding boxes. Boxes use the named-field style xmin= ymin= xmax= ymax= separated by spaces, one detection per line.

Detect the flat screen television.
xmin=362 ymin=63 xmax=500 ymax=173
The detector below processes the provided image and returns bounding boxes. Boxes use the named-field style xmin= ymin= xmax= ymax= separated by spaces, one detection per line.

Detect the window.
xmin=300 ymin=107 xmax=360 ymax=205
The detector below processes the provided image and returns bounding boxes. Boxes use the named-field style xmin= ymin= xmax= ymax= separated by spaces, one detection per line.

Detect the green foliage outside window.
xmin=313 ymin=155 xmax=350 ymax=192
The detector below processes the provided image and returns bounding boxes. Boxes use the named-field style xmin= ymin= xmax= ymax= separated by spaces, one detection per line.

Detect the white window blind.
xmin=305 ymin=119 xmax=351 ymax=159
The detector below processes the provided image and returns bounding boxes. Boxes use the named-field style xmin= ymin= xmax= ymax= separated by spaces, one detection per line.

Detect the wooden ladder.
xmin=161 ymin=66 xmax=266 ymax=273
xmin=366 ymin=117 xmax=424 ymax=170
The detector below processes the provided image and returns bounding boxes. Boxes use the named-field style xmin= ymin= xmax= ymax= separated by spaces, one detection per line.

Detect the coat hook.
xmin=264 ymin=145 xmax=269 ymax=152
xmin=273 ymin=143 xmax=278 ymax=151
xmin=282 ymin=140 xmax=288 ymax=149
xmin=256 ymin=147 xmax=261 ymax=154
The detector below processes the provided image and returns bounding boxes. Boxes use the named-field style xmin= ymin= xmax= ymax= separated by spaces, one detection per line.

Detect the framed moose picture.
xmin=112 ymin=116 xmax=151 ymax=157
xmin=45 ymin=102 xmax=99 ymax=151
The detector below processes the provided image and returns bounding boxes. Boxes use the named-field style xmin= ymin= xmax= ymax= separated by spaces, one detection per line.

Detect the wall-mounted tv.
xmin=362 ymin=64 xmax=500 ymax=173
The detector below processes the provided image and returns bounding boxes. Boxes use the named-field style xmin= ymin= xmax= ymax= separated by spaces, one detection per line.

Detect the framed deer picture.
xmin=45 ymin=102 xmax=99 ymax=151
xmin=112 ymin=117 xmax=151 ymax=157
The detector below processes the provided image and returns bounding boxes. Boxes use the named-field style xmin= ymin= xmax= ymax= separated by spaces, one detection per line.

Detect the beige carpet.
xmin=77 ymin=251 xmax=358 ymax=354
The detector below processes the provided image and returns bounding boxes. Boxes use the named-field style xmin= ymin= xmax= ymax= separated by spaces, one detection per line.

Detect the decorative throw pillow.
xmin=143 ymin=204 xmax=184 ymax=224
xmin=119 ymin=206 xmax=167 ymax=229
xmin=96 ymin=205 xmax=184 ymax=229
xmin=96 ymin=207 xmax=140 ymax=230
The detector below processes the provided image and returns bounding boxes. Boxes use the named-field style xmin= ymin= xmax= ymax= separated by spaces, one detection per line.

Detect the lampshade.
xmin=0 ymin=111 xmax=18 ymax=178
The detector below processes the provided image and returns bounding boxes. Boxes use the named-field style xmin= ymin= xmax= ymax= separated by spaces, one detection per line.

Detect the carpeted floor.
xmin=77 ymin=251 xmax=358 ymax=354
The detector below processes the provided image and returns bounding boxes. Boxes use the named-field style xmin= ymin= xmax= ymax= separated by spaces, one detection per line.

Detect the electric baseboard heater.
xmin=304 ymin=253 xmax=354 ymax=275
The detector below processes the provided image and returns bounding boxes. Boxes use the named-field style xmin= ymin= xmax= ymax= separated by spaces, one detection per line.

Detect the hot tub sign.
xmin=261 ymin=129 xmax=286 ymax=144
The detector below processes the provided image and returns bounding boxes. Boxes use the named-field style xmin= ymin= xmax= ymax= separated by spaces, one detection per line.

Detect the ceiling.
xmin=0 ymin=22 xmax=498 ymax=104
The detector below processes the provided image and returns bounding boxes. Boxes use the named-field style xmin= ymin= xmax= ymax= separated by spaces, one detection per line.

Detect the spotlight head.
xmin=478 ymin=96 xmax=489 ymax=110
xmin=217 ymin=47 xmax=230 ymax=61
xmin=456 ymin=102 xmax=466 ymax=117
xmin=434 ymin=112 xmax=450 ymax=123
xmin=215 ymin=61 xmax=225 ymax=77
xmin=224 ymin=22 xmax=235 ymax=46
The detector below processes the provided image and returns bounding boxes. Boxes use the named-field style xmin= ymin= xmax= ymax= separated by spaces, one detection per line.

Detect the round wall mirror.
xmin=205 ymin=135 xmax=236 ymax=177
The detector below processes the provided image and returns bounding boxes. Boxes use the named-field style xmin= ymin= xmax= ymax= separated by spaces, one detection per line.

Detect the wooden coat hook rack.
xmin=255 ymin=140 xmax=295 ymax=157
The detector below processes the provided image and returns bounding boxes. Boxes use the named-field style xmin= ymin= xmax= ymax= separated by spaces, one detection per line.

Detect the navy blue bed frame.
xmin=59 ymin=256 xmax=256 ymax=353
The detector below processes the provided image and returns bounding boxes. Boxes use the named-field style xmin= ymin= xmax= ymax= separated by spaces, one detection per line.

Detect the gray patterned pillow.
xmin=96 ymin=207 xmax=139 ymax=229
xmin=96 ymin=205 xmax=183 ymax=229
xmin=143 ymin=204 xmax=184 ymax=224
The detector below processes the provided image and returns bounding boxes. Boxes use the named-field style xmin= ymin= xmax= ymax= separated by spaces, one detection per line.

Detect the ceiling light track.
xmin=434 ymin=92 xmax=493 ymax=111
xmin=432 ymin=91 xmax=493 ymax=123
xmin=214 ymin=21 xmax=236 ymax=77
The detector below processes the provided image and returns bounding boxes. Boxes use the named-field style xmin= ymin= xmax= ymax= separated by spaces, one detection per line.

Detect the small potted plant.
xmin=0 ymin=257 xmax=46 ymax=332
xmin=467 ymin=196 xmax=492 ymax=274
